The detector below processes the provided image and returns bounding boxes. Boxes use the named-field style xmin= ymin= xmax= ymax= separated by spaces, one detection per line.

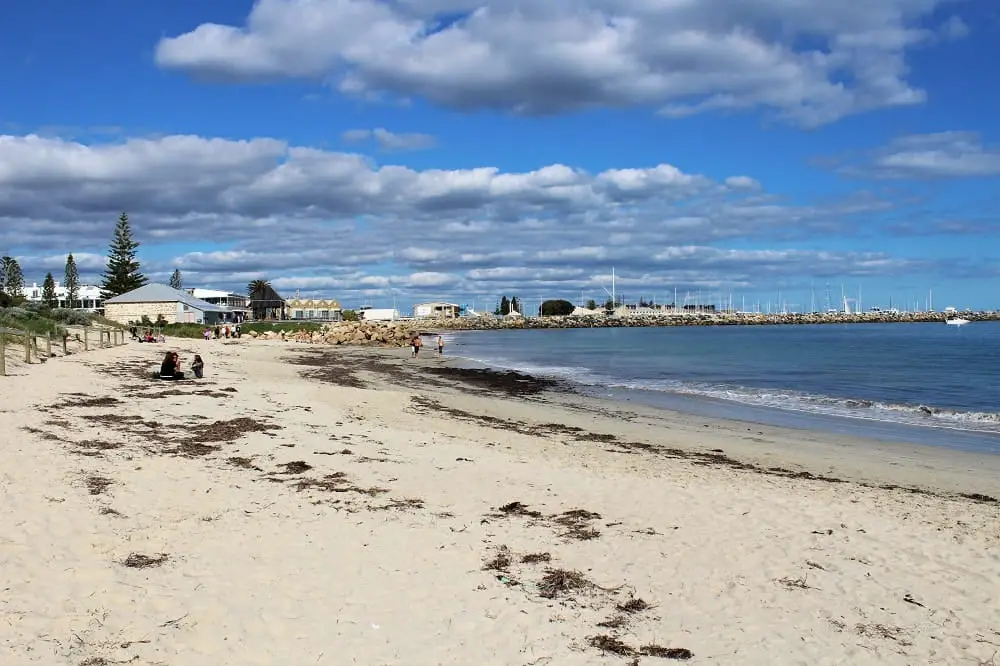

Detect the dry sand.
xmin=1 ymin=338 xmax=999 ymax=665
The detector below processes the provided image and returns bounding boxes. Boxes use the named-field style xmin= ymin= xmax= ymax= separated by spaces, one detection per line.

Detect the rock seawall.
xmin=245 ymin=311 xmax=999 ymax=348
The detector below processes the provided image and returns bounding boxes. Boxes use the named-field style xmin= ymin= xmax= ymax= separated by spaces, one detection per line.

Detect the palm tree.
xmin=247 ymin=279 xmax=285 ymax=321
xmin=247 ymin=279 xmax=271 ymax=296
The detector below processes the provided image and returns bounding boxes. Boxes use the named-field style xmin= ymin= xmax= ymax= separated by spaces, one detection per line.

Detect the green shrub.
xmin=241 ymin=321 xmax=322 ymax=334
xmin=0 ymin=307 xmax=66 ymax=336
xmin=48 ymin=308 xmax=95 ymax=326
xmin=161 ymin=323 xmax=209 ymax=339
xmin=540 ymin=299 xmax=575 ymax=316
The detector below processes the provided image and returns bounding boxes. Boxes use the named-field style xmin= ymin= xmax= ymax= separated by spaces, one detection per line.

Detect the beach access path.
xmin=1 ymin=339 xmax=998 ymax=665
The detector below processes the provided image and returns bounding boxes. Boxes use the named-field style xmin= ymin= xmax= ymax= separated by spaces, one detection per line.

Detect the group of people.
xmin=410 ymin=334 xmax=445 ymax=358
xmin=204 ymin=324 xmax=241 ymax=340
xmin=131 ymin=327 xmax=165 ymax=343
xmin=159 ymin=352 xmax=205 ymax=380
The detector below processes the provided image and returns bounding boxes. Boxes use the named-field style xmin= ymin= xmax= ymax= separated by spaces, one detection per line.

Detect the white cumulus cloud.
xmin=154 ymin=0 xmax=961 ymax=126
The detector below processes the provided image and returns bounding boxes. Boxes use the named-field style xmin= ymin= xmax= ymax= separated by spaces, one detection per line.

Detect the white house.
xmin=413 ymin=302 xmax=461 ymax=319
xmin=189 ymin=288 xmax=250 ymax=321
xmin=103 ymin=284 xmax=233 ymax=325
xmin=21 ymin=281 xmax=104 ymax=311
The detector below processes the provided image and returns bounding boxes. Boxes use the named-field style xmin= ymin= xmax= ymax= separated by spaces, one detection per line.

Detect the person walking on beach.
xmin=436 ymin=335 xmax=444 ymax=354
xmin=411 ymin=334 xmax=423 ymax=358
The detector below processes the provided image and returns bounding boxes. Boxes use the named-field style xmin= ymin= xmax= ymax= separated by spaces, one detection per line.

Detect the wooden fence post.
xmin=24 ymin=334 xmax=31 ymax=364
xmin=0 ymin=332 xmax=6 ymax=376
xmin=62 ymin=333 xmax=68 ymax=355
xmin=46 ymin=332 xmax=52 ymax=357
xmin=83 ymin=328 xmax=89 ymax=351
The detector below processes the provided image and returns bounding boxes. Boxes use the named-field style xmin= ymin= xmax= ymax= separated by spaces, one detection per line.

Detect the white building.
xmin=359 ymin=308 xmax=401 ymax=321
xmin=188 ymin=288 xmax=250 ymax=321
xmin=21 ymin=281 xmax=104 ymax=311
xmin=413 ymin=302 xmax=461 ymax=319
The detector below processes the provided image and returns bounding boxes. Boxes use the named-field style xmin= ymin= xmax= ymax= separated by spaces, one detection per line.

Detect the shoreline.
xmin=436 ymin=324 xmax=1000 ymax=453
xmin=302 ymin=344 xmax=1000 ymax=498
xmin=3 ymin=340 xmax=999 ymax=664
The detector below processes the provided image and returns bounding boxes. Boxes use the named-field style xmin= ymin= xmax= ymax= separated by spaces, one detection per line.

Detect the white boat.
xmin=946 ymin=317 xmax=970 ymax=326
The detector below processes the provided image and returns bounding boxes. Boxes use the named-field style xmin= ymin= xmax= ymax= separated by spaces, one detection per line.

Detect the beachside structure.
xmin=249 ymin=283 xmax=287 ymax=321
xmin=21 ymin=281 xmax=104 ymax=311
xmin=286 ymin=297 xmax=343 ymax=321
xmin=103 ymin=284 xmax=233 ymax=325
xmin=413 ymin=302 xmax=461 ymax=319
xmin=359 ymin=307 xmax=401 ymax=321
xmin=189 ymin=288 xmax=249 ymax=309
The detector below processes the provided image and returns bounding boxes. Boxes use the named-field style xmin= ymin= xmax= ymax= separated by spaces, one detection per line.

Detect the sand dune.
xmin=1 ymin=339 xmax=998 ymax=665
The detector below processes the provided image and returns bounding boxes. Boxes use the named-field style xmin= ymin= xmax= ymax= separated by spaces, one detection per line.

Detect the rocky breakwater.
xmin=247 ymin=321 xmax=420 ymax=347
xmin=426 ymin=309 xmax=1000 ymax=330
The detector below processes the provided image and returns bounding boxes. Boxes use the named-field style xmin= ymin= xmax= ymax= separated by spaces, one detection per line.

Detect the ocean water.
xmin=445 ymin=322 xmax=1000 ymax=453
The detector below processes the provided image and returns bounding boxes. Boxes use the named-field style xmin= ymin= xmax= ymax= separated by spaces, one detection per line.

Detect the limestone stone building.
xmin=103 ymin=284 xmax=233 ymax=325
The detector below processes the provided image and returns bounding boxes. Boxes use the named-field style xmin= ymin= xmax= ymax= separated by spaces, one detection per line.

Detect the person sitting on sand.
xmin=191 ymin=354 xmax=205 ymax=379
xmin=411 ymin=334 xmax=422 ymax=358
xmin=159 ymin=351 xmax=185 ymax=380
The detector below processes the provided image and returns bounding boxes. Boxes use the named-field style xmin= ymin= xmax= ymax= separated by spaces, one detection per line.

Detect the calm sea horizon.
xmin=445 ymin=322 xmax=1000 ymax=455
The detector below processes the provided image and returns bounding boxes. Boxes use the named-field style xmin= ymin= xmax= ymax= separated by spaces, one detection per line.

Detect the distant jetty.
xmin=246 ymin=310 xmax=998 ymax=348
xmin=429 ymin=310 xmax=1000 ymax=331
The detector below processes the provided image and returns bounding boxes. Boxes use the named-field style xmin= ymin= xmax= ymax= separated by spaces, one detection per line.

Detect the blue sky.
xmin=1 ymin=0 xmax=998 ymax=311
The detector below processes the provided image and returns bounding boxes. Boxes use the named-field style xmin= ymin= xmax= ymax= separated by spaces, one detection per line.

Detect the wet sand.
xmin=2 ymin=339 xmax=998 ymax=665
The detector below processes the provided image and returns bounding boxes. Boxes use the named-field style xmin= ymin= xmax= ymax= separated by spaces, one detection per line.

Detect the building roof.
xmin=104 ymin=283 xmax=232 ymax=312
xmin=249 ymin=283 xmax=286 ymax=305
xmin=286 ymin=298 xmax=341 ymax=309
xmin=190 ymin=288 xmax=243 ymax=299
xmin=414 ymin=302 xmax=461 ymax=307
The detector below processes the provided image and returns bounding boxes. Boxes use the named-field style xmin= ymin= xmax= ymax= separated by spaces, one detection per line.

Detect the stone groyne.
xmin=427 ymin=310 xmax=1000 ymax=331
xmin=247 ymin=311 xmax=998 ymax=347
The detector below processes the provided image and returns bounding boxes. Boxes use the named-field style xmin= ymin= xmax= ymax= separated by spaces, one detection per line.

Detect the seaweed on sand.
xmin=121 ymin=553 xmax=169 ymax=569
xmin=483 ymin=545 xmax=513 ymax=571
xmin=538 ymin=568 xmax=590 ymax=599
xmin=85 ymin=475 xmax=113 ymax=495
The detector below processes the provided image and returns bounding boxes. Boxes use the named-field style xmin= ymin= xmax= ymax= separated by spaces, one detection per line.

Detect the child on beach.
xmin=191 ymin=355 xmax=205 ymax=379
xmin=437 ymin=336 xmax=444 ymax=354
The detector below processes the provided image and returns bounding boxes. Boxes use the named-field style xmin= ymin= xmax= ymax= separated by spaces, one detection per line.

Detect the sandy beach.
xmin=2 ymin=338 xmax=999 ymax=665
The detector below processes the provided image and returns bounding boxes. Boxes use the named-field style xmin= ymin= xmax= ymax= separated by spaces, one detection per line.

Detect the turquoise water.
xmin=447 ymin=322 xmax=1000 ymax=453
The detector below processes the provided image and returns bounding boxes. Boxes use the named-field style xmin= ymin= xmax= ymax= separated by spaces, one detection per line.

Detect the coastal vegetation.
xmin=63 ymin=254 xmax=79 ymax=308
xmin=494 ymin=295 xmax=522 ymax=315
xmin=41 ymin=273 xmax=57 ymax=307
xmin=540 ymin=299 xmax=575 ymax=316
xmin=1 ymin=255 xmax=25 ymax=303
xmin=159 ymin=320 xmax=323 ymax=339
xmin=100 ymin=212 xmax=147 ymax=299
xmin=0 ymin=302 xmax=103 ymax=336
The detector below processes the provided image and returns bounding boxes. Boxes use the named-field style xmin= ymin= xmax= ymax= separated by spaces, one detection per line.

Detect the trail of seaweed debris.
xmin=289 ymin=349 xmax=563 ymax=397
xmin=409 ymin=396 xmax=998 ymax=505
